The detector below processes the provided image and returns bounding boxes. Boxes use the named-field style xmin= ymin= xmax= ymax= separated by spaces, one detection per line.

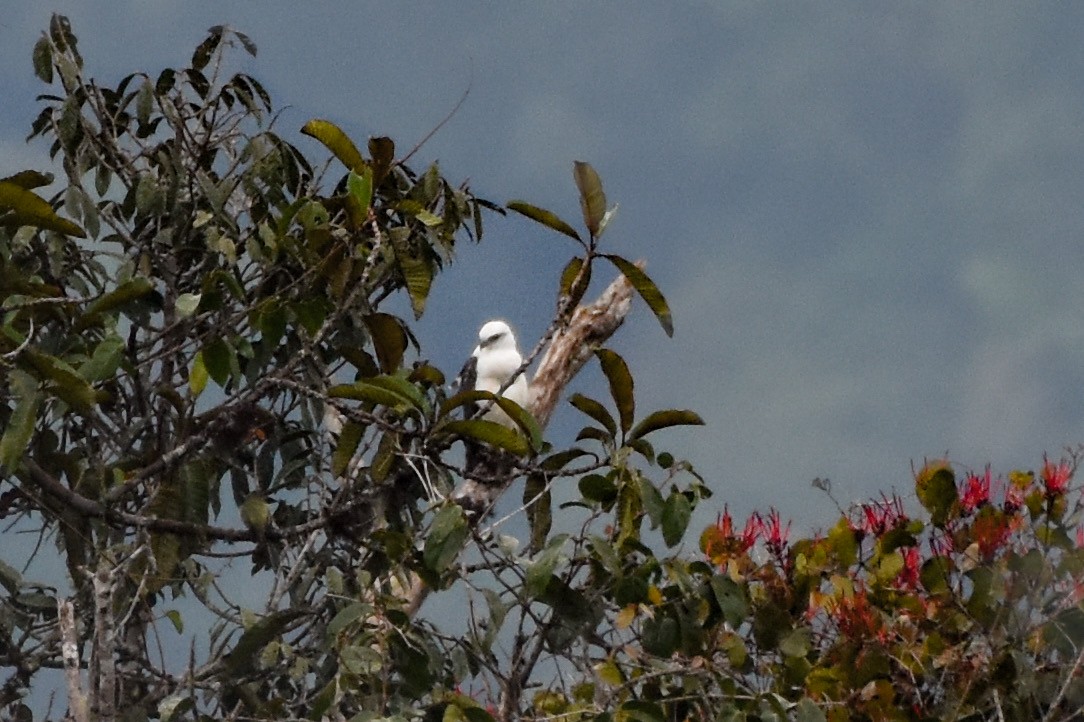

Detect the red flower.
xmin=1076 ymin=525 xmax=1084 ymax=548
xmin=1041 ymin=456 xmax=1072 ymax=496
xmin=896 ymin=546 xmax=921 ymax=590
xmin=972 ymin=509 xmax=1012 ymax=558
xmin=960 ymin=467 xmax=992 ymax=513
xmin=740 ymin=513 xmax=760 ymax=552
xmin=704 ymin=506 xmax=759 ymax=566
xmin=1002 ymin=478 xmax=1026 ymax=514
xmin=832 ymin=586 xmax=885 ymax=643
xmin=855 ymin=493 xmax=908 ymax=538
xmin=763 ymin=508 xmax=791 ymax=557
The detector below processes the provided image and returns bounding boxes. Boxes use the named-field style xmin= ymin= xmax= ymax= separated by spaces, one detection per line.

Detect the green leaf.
xmin=540 ymin=447 xmax=594 ymax=471
xmin=442 ymin=390 xmax=541 ymax=450
xmin=440 ymin=419 xmax=531 ymax=456
xmin=201 ymin=338 xmax=232 ymax=386
xmin=628 ymin=409 xmax=704 ymax=442
xmin=602 ymin=255 xmax=673 ymax=337
xmin=368 ymin=136 xmax=395 ymax=186
xmin=20 ymin=349 xmax=98 ymax=409
xmin=189 ymin=352 xmax=209 ymax=397
xmin=779 ymin=627 xmax=811 ymax=658
xmin=619 ymin=700 xmax=665 ymax=722
xmin=423 ymin=504 xmax=468 ymax=573
xmin=558 ymin=255 xmax=592 ymax=308
xmin=0 ymin=376 xmax=40 ymax=470
xmin=164 ymin=610 xmax=184 ymax=634
xmin=573 ymin=161 xmax=607 ymax=238
xmin=300 ymin=119 xmax=366 ymax=172
xmin=329 ymin=375 xmax=427 ymax=415
xmin=0 ymin=181 xmax=85 ymax=238
xmin=395 ymin=199 xmax=443 ymax=227
xmin=0 ymin=559 xmax=23 ymax=594
xmin=587 ymin=535 xmax=623 ymax=575
xmin=326 ymin=601 xmax=370 ymax=640
xmin=175 ymin=292 xmax=201 ymax=318
xmin=661 ymin=491 xmax=691 ymax=547
xmin=78 ymin=335 xmax=124 ymax=383
xmin=239 ymin=494 xmax=270 ymax=533
xmin=524 ymin=473 xmax=552 ymax=554
xmin=75 ymin=278 xmax=154 ymax=330
xmin=638 ymin=478 xmax=665 ymax=526
xmin=32 ymin=36 xmax=53 ymax=83
xmin=191 ymin=26 xmax=223 ymax=71
xmin=710 ymin=574 xmax=750 ymax=627
xmin=363 ymin=313 xmax=408 ymax=374
xmin=915 ymin=460 xmax=958 ymax=527
xmin=568 ymin=393 xmax=617 ymax=439
xmin=526 ymin=534 xmax=568 ymax=598
xmin=919 ymin=555 xmax=951 ymax=596
xmin=641 ymin=615 xmax=679 ymax=658
xmin=506 ymin=201 xmax=582 ymax=243
xmin=223 ymin=609 xmax=307 ymax=676
xmin=0 ymin=170 xmax=54 ymax=190
xmin=794 ymin=698 xmax=827 ymax=722
xmin=595 ymin=349 xmax=634 ymax=435
xmin=387 ymin=227 xmax=432 ymax=319
xmin=346 ymin=167 xmax=373 ymax=228
xmin=331 ymin=421 xmax=363 ymax=477
xmin=579 ymin=474 xmax=617 ymax=505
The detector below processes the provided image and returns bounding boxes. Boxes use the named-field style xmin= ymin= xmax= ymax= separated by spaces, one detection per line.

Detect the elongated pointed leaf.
xmin=595 ymin=349 xmax=634 ymax=435
xmin=524 ymin=473 xmax=552 ymax=554
xmin=345 ymin=168 xmax=373 ymax=228
xmin=423 ymin=504 xmax=468 ymax=573
xmin=189 ymin=351 xmax=209 ymax=397
xmin=331 ymin=421 xmax=363 ymax=478
xmin=558 ymin=255 xmax=591 ymax=308
xmin=75 ymin=277 xmax=154 ymax=330
xmin=223 ymin=609 xmax=307 ymax=676
xmin=507 ymin=201 xmax=582 ymax=243
xmin=32 ymin=36 xmax=53 ymax=83
xmin=78 ymin=335 xmax=124 ymax=382
xmin=628 ymin=409 xmax=705 ymax=442
xmin=20 ymin=349 xmax=98 ymax=410
xmin=573 ymin=161 xmax=606 ymax=238
xmin=441 ymin=390 xmax=541 ymax=451
xmin=387 ymin=227 xmax=432 ymax=319
xmin=1 ymin=170 xmax=53 ymax=190
xmin=368 ymin=136 xmax=395 ymax=186
xmin=526 ymin=534 xmax=568 ymax=598
xmin=441 ymin=419 xmax=531 ymax=456
xmin=540 ymin=447 xmax=594 ymax=471
xmin=300 ymin=119 xmax=366 ymax=173
xmin=328 ymin=376 xmax=426 ymax=415
xmin=661 ymin=491 xmax=692 ymax=547
xmin=363 ymin=313 xmax=407 ymax=373
xmin=0 ymin=181 xmax=85 ymax=238
xmin=568 ymin=393 xmax=617 ymax=439
xmin=603 ymin=255 xmax=673 ymax=337
xmin=0 ymin=380 xmax=40 ymax=470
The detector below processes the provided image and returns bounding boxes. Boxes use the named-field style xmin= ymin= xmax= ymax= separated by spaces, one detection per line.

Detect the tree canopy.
xmin=1 ymin=16 xmax=1083 ymax=722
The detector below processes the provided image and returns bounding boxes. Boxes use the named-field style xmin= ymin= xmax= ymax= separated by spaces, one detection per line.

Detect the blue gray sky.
xmin=4 ymin=3 xmax=1084 ymax=529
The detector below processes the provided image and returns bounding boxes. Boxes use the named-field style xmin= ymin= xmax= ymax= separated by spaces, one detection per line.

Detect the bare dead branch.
xmin=58 ymin=599 xmax=87 ymax=722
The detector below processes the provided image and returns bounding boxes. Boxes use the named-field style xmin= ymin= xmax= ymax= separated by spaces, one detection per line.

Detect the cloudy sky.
xmin=4 ymin=3 xmax=1084 ymax=530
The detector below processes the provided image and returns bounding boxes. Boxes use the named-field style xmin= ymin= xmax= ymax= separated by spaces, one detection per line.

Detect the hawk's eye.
xmin=486 ymin=333 xmax=502 ymax=344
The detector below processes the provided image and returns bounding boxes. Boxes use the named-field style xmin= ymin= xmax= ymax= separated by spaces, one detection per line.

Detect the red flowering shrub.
xmin=597 ymin=454 xmax=1084 ymax=721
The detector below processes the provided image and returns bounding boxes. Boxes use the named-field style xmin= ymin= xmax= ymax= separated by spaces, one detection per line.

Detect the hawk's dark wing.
xmin=452 ymin=354 xmax=480 ymax=419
